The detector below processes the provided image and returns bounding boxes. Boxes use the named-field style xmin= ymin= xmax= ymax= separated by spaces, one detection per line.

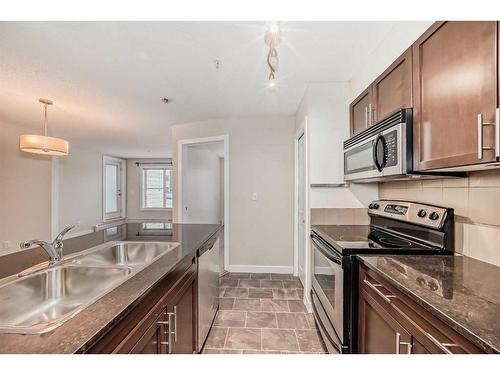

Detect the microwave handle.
xmin=311 ymin=235 xmax=342 ymax=265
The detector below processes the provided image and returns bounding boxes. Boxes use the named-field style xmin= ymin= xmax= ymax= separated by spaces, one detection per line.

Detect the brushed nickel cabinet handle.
xmin=173 ymin=306 xmax=178 ymax=343
xmin=396 ymin=332 xmax=412 ymax=354
xmin=426 ymin=332 xmax=458 ymax=354
xmin=167 ymin=312 xmax=175 ymax=353
xmin=495 ymin=108 xmax=500 ymax=157
xmin=365 ymin=106 xmax=369 ymax=128
xmin=477 ymin=113 xmax=496 ymax=159
xmin=370 ymin=103 xmax=376 ymax=125
xmin=363 ymin=278 xmax=396 ymax=304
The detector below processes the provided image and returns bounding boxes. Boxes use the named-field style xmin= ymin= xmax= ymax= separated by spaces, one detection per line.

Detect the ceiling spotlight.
xmin=264 ymin=22 xmax=282 ymax=83
xmin=161 ymin=97 xmax=170 ymax=104
xmin=269 ymin=23 xmax=280 ymax=34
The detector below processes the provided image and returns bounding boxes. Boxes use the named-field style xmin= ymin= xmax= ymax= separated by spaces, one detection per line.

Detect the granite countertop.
xmin=357 ymin=254 xmax=500 ymax=354
xmin=0 ymin=222 xmax=222 ymax=353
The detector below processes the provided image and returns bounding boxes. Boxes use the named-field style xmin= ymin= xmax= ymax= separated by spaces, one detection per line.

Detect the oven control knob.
xmin=372 ymin=203 xmax=380 ymax=210
xmin=429 ymin=212 xmax=440 ymax=221
xmin=417 ymin=209 xmax=427 ymax=218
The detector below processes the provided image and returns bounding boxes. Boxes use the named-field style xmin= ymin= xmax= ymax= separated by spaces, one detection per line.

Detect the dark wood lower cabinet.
xmin=167 ymin=271 xmax=196 ymax=354
xmin=129 ymin=315 xmax=166 ymax=354
xmin=358 ymin=264 xmax=484 ymax=354
xmin=359 ymin=287 xmax=412 ymax=354
xmin=86 ymin=255 xmax=198 ymax=354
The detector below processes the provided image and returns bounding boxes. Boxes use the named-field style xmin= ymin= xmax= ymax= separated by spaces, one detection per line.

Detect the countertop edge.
xmin=75 ymin=224 xmax=223 ymax=353
xmin=356 ymin=255 xmax=499 ymax=354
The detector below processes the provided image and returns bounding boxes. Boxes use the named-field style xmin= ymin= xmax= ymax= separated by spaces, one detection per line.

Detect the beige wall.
xmin=0 ymin=121 xmax=52 ymax=254
xmin=171 ymin=116 xmax=295 ymax=270
xmin=126 ymin=158 xmax=173 ymax=221
xmin=58 ymin=143 xmax=103 ymax=233
xmin=379 ymin=170 xmax=500 ymax=266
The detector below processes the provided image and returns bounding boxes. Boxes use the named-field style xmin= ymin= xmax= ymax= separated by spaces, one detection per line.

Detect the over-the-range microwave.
xmin=343 ymin=108 xmax=465 ymax=183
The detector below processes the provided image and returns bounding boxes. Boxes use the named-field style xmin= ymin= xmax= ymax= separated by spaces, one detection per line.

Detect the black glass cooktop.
xmin=311 ymin=225 xmax=440 ymax=255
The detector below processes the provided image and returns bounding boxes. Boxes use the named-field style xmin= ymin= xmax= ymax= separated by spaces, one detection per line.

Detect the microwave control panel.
xmin=384 ymin=130 xmax=398 ymax=167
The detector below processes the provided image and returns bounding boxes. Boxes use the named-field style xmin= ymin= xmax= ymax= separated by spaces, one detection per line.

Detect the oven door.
xmin=311 ymin=234 xmax=345 ymax=345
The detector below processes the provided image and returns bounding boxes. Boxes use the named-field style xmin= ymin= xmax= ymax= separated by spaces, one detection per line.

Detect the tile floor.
xmin=202 ymin=272 xmax=327 ymax=354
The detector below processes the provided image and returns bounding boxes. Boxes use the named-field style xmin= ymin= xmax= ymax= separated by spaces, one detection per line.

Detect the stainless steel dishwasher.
xmin=197 ymin=234 xmax=220 ymax=352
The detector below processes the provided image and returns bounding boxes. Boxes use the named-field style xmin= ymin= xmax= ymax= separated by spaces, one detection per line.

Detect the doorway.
xmin=177 ymin=135 xmax=229 ymax=273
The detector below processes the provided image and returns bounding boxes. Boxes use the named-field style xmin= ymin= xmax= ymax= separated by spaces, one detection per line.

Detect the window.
xmin=142 ymin=167 xmax=173 ymax=209
xmin=103 ymin=156 xmax=126 ymax=221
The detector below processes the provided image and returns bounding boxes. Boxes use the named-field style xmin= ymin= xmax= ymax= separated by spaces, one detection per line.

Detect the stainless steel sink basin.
xmin=0 ymin=241 xmax=180 ymax=334
xmin=71 ymin=242 xmax=178 ymax=270
xmin=0 ymin=265 xmax=131 ymax=334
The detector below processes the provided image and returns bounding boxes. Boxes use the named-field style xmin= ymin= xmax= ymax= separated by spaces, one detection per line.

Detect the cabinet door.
xmin=168 ymin=273 xmax=196 ymax=354
xmin=372 ymin=48 xmax=412 ymax=122
xmin=350 ymin=87 xmax=372 ymax=136
xmin=129 ymin=316 xmax=166 ymax=354
xmin=359 ymin=289 xmax=412 ymax=354
xmin=413 ymin=21 xmax=498 ymax=171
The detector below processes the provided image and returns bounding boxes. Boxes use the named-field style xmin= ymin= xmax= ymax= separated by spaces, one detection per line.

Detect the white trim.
xmin=294 ymin=117 xmax=311 ymax=309
xmin=227 ymin=265 xmax=294 ymax=274
xmin=140 ymin=165 xmax=173 ymax=210
xmin=177 ymin=134 xmax=230 ymax=272
xmin=102 ymin=155 xmax=127 ymax=222
xmin=51 ymin=157 xmax=60 ymax=238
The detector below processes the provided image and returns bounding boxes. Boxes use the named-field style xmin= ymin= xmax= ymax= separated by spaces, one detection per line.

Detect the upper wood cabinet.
xmin=350 ymin=87 xmax=372 ymax=136
xmin=412 ymin=21 xmax=498 ymax=171
xmin=372 ymin=48 xmax=413 ymax=122
xmin=349 ymin=48 xmax=413 ymax=136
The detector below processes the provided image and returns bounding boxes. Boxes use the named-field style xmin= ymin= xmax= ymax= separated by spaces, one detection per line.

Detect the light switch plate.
xmin=252 ymin=192 xmax=258 ymax=201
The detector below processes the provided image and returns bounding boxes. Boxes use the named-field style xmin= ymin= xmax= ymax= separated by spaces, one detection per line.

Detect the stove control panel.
xmin=367 ymin=200 xmax=451 ymax=229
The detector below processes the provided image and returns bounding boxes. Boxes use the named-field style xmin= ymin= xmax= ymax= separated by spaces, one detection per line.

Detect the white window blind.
xmin=142 ymin=167 xmax=172 ymax=209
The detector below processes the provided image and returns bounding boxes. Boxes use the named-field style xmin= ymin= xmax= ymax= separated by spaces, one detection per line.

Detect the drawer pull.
xmin=426 ymin=332 xmax=458 ymax=354
xmin=396 ymin=332 xmax=412 ymax=354
xmin=477 ymin=113 xmax=496 ymax=159
xmin=363 ymin=279 xmax=396 ymax=304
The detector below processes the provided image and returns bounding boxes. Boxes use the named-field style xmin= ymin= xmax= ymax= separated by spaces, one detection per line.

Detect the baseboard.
xmin=226 ymin=264 xmax=294 ymax=274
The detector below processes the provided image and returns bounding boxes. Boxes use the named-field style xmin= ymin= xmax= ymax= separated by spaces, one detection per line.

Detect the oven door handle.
xmin=311 ymin=235 xmax=342 ymax=265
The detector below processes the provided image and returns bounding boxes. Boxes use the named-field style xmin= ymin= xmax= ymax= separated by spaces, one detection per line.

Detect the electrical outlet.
xmin=252 ymin=192 xmax=258 ymax=201
xmin=2 ymin=241 xmax=12 ymax=250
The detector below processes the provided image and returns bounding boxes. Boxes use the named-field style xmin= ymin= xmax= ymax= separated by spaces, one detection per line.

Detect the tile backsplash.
xmin=311 ymin=208 xmax=369 ymax=226
xmin=379 ymin=169 xmax=500 ymax=266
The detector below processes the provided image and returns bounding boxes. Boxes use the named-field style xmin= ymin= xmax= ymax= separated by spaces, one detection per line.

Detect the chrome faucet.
xmin=20 ymin=225 xmax=76 ymax=266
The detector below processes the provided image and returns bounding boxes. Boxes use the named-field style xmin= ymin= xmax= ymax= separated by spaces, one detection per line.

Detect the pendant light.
xmin=20 ymin=98 xmax=69 ymax=156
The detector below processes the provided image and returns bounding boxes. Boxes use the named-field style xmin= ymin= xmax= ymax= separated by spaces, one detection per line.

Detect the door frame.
xmin=177 ymin=135 xmax=230 ymax=271
xmin=294 ymin=117 xmax=311 ymax=310
xmin=102 ymin=155 xmax=127 ymax=222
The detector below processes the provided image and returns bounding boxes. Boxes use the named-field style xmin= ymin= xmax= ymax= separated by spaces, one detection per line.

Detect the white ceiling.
xmin=0 ymin=21 xmax=398 ymax=158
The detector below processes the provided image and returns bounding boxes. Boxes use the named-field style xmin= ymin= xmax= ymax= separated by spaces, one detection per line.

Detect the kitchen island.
xmin=0 ymin=222 xmax=222 ymax=354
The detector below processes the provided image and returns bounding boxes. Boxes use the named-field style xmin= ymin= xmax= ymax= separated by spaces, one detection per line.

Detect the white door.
xmin=297 ymin=133 xmax=306 ymax=285
xmin=103 ymin=156 xmax=125 ymax=221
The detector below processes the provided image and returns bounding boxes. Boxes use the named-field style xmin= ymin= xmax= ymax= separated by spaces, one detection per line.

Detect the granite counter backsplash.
xmin=357 ymin=254 xmax=500 ymax=353
xmin=0 ymin=222 xmax=222 ymax=353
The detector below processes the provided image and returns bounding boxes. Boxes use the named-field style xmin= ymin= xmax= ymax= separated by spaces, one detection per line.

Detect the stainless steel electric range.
xmin=310 ymin=200 xmax=454 ymax=354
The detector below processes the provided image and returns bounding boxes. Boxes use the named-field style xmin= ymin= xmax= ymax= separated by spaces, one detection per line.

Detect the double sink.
xmin=0 ymin=241 xmax=179 ymax=334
